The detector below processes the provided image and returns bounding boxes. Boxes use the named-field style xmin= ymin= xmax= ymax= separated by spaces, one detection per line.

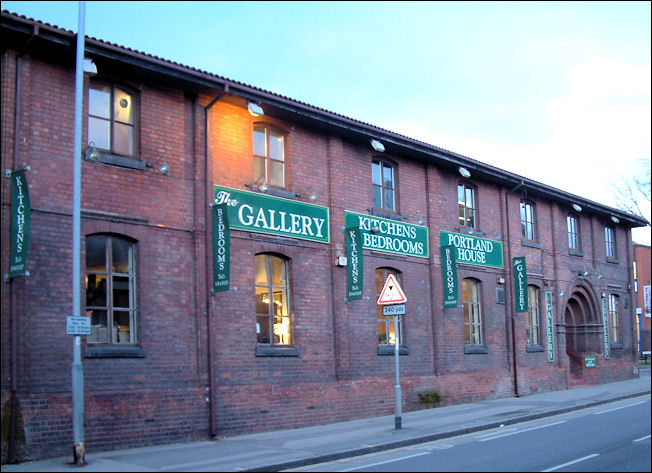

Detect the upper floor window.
xmin=253 ymin=126 xmax=285 ymax=188
xmin=567 ymin=215 xmax=581 ymax=251
xmin=376 ymin=267 xmax=403 ymax=346
xmin=605 ymin=226 xmax=616 ymax=258
xmin=526 ymin=285 xmax=541 ymax=345
xmin=608 ymin=294 xmax=620 ymax=344
xmin=255 ymin=253 xmax=291 ymax=346
xmin=372 ymin=160 xmax=396 ymax=212
xmin=88 ymin=82 xmax=136 ymax=157
xmin=458 ymin=183 xmax=476 ymax=229
xmin=520 ymin=201 xmax=536 ymax=241
xmin=462 ymin=278 xmax=483 ymax=346
xmin=85 ymin=234 xmax=137 ymax=344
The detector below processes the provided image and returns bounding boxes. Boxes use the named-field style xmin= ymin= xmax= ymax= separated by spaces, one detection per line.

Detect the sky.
xmin=4 ymin=1 xmax=651 ymax=244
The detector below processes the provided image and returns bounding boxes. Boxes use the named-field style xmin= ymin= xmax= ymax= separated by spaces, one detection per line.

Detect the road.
xmin=286 ymin=394 xmax=651 ymax=472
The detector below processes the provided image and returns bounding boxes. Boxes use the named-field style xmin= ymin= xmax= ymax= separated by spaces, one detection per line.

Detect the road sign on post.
xmin=377 ymin=274 xmax=407 ymax=305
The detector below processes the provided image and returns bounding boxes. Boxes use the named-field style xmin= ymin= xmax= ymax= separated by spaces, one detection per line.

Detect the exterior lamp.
xmin=247 ymin=102 xmax=264 ymax=117
xmin=146 ymin=156 xmax=170 ymax=175
xmin=572 ymin=203 xmax=582 ymax=212
xmin=458 ymin=167 xmax=471 ymax=178
xmin=85 ymin=142 xmax=100 ymax=161
xmin=611 ymin=216 xmax=620 ymax=223
xmin=83 ymin=57 xmax=97 ymax=76
xmin=370 ymin=139 xmax=385 ymax=153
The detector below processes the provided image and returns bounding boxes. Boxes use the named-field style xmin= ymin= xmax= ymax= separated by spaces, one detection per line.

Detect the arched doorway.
xmin=564 ymin=285 xmax=602 ymax=377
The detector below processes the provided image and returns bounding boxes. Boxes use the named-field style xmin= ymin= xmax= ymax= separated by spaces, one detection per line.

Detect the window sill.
xmin=611 ymin=343 xmax=624 ymax=350
xmin=377 ymin=345 xmax=409 ymax=355
xmin=464 ymin=345 xmax=489 ymax=354
xmin=84 ymin=345 xmax=146 ymax=358
xmin=456 ymin=227 xmax=485 ymax=237
xmin=569 ymin=250 xmax=584 ymax=257
xmin=255 ymin=346 xmax=299 ymax=357
xmin=526 ymin=344 xmax=545 ymax=353
xmin=369 ymin=208 xmax=406 ymax=222
xmin=521 ymin=239 xmax=541 ymax=249
xmin=85 ymin=149 xmax=146 ymax=170
xmin=606 ymin=257 xmax=619 ymax=264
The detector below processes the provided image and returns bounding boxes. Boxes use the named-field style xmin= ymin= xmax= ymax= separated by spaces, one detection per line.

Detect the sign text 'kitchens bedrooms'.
xmin=439 ymin=231 xmax=503 ymax=268
xmin=345 ymin=211 xmax=429 ymax=258
xmin=213 ymin=186 xmax=330 ymax=243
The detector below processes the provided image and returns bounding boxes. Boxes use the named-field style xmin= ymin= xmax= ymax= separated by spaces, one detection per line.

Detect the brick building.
xmin=1 ymin=11 xmax=648 ymax=462
xmin=634 ymin=244 xmax=651 ymax=354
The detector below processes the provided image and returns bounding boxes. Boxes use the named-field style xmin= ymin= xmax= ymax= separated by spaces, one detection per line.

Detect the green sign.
xmin=344 ymin=211 xmax=429 ymax=258
xmin=213 ymin=186 xmax=329 ymax=243
xmin=513 ymin=257 xmax=528 ymax=312
xmin=8 ymin=169 xmax=31 ymax=279
xmin=439 ymin=231 xmax=503 ymax=268
xmin=440 ymin=245 xmax=458 ymax=308
xmin=212 ymin=204 xmax=230 ymax=292
xmin=545 ymin=291 xmax=555 ymax=363
xmin=601 ymin=297 xmax=610 ymax=360
xmin=584 ymin=355 xmax=597 ymax=368
xmin=345 ymin=227 xmax=363 ymax=300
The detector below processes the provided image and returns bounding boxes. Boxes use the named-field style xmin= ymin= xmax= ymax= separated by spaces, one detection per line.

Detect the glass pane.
xmin=255 ymin=286 xmax=270 ymax=314
xmin=268 ymin=131 xmax=284 ymax=161
xmin=113 ymin=276 xmax=131 ymax=308
xmin=384 ymin=188 xmax=395 ymax=211
xmin=467 ymin=209 xmax=475 ymax=228
xmin=273 ymin=316 xmax=291 ymax=345
xmin=373 ymin=185 xmax=382 ymax=208
xmin=377 ymin=320 xmax=387 ymax=344
xmin=458 ymin=185 xmax=465 ymax=205
xmin=465 ymin=188 xmax=474 ymax=208
xmin=86 ymin=236 xmax=107 ymax=272
xmin=113 ymin=123 xmax=134 ymax=156
xmin=372 ymin=161 xmax=382 ymax=185
xmin=86 ymin=274 xmax=107 ymax=307
xmin=89 ymin=84 xmax=111 ymax=118
xmin=383 ymin=164 xmax=393 ymax=188
xmin=87 ymin=310 xmax=108 ymax=343
xmin=272 ymin=289 xmax=288 ymax=316
xmin=375 ymin=269 xmax=384 ymax=293
xmin=253 ymin=156 xmax=266 ymax=182
xmin=114 ymin=311 xmax=131 ymax=343
xmin=270 ymin=256 xmax=287 ymax=286
xmin=257 ymin=316 xmax=270 ymax=343
xmin=387 ymin=317 xmax=397 ymax=345
xmin=112 ymin=238 xmax=132 ymax=273
xmin=269 ymin=160 xmax=284 ymax=187
xmin=89 ymin=117 xmax=110 ymax=150
xmin=113 ymin=88 xmax=133 ymax=124
xmin=255 ymin=255 xmax=268 ymax=285
xmin=253 ymin=127 xmax=266 ymax=156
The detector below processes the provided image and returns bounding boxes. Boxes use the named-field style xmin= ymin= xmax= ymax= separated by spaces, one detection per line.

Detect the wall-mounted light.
xmin=370 ymin=139 xmax=385 ymax=153
xmin=497 ymin=277 xmax=506 ymax=284
xmin=146 ymin=156 xmax=170 ymax=175
xmin=458 ymin=166 xmax=471 ymax=178
xmin=579 ymin=270 xmax=588 ymax=277
xmin=296 ymin=188 xmax=318 ymax=202
xmin=84 ymin=142 xmax=100 ymax=161
xmin=611 ymin=216 xmax=620 ymax=223
xmin=572 ymin=203 xmax=582 ymax=212
xmin=247 ymin=102 xmax=264 ymax=117
xmin=417 ymin=216 xmax=424 ymax=225
xmin=370 ymin=223 xmax=381 ymax=234
xmin=83 ymin=57 xmax=97 ymax=76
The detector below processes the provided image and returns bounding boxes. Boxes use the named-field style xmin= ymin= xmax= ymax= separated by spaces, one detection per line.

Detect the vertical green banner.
xmin=513 ymin=257 xmax=528 ymax=312
xmin=212 ymin=204 xmax=230 ymax=292
xmin=601 ymin=297 xmax=610 ymax=359
xmin=345 ymin=227 xmax=363 ymax=300
xmin=9 ymin=169 xmax=31 ymax=279
xmin=440 ymin=245 xmax=458 ymax=308
xmin=545 ymin=291 xmax=555 ymax=363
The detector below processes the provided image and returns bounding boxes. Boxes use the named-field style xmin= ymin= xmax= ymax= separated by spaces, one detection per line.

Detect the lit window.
xmin=526 ymin=286 xmax=541 ymax=345
xmin=253 ymin=126 xmax=285 ymax=188
xmin=605 ymin=226 xmax=616 ymax=258
xmin=520 ymin=201 xmax=536 ymax=241
xmin=463 ymin=278 xmax=483 ymax=346
xmin=376 ymin=268 xmax=403 ymax=346
xmin=609 ymin=294 xmax=620 ymax=343
xmin=85 ymin=235 xmax=137 ymax=344
xmin=567 ymin=215 xmax=580 ymax=251
xmin=255 ymin=254 xmax=291 ymax=346
xmin=372 ymin=160 xmax=396 ymax=212
xmin=88 ymin=82 xmax=136 ymax=157
xmin=458 ymin=183 xmax=476 ymax=229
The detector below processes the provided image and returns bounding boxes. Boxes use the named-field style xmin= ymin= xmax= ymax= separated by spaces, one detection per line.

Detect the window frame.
xmin=608 ymin=293 xmax=621 ymax=345
xmin=526 ymin=285 xmax=541 ymax=346
xmin=462 ymin=278 xmax=484 ymax=347
xmin=255 ymin=253 xmax=293 ymax=348
xmin=253 ymin=124 xmax=286 ymax=189
xmin=376 ymin=267 xmax=405 ymax=349
xmin=605 ymin=226 xmax=617 ymax=259
xmin=567 ymin=214 xmax=581 ymax=252
xmin=457 ymin=182 xmax=477 ymax=229
xmin=372 ymin=159 xmax=397 ymax=213
xmin=520 ymin=201 xmax=537 ymax=241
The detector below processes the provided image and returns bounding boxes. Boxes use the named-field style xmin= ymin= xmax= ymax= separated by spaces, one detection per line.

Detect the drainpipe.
xmin=203 ymin=86 xmax=228 ymax=437
xmin=505 ymin=180 xmax=524 ymax=397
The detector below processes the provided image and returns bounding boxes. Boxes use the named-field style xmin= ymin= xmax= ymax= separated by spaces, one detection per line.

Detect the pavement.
xmin=3 ymin=366 xmax=650 ymax=472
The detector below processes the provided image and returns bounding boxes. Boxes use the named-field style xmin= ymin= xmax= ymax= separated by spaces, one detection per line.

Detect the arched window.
xmin=608 ymin=294 xmax=620 ymax=344
xmin=255 ymin=253 xmax=291 ymax=346
xmin=462 ymin=278 xmax=483 ymax=346
xmin=253 ymin=125 xmax=285 ymax=188
xmin=372 ymin=159 xmax=396 ymax=212
xmin=88 ymin=81 xmax=137 ymax=157
xmin=458 ymin=182 xmax=476 ymax=229
xmin=85 ymin=234 xmax=137 ymax=344
xmin=376 ymin=267 xmax=403 ymax=346
xmin=526 ymin=285 xmax=541 ymax=345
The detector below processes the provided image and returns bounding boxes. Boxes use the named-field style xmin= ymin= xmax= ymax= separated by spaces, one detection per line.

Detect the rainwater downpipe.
xmin=505 ymin=180 xmax=524 ymax=397
xmin=203 ymin=86 xmax=228 ymax=437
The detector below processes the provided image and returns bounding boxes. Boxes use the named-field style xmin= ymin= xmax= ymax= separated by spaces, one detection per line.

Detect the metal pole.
xmin=394 ymin=315 xmax=402 ymax=429
xmin=72 ymin=0 xmax=86 ymax=465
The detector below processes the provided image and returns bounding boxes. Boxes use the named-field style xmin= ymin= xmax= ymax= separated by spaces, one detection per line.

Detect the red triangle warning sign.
xmin=377 ymin=274 xmax=407 ymax=305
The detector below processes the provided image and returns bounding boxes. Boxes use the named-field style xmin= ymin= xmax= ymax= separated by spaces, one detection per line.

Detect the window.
xmin=526 ymin=286 xmax=541 ymax=345
xmin=605 ymin=226 xmax=616 ymax=258
xmin=567 ymin=215 xmax=581 ymax=251
xmin=253 ymin=126 xmax=285 ymax=188
xmin=372 ymin=160 xmax=396 ymax=212
xmin=608 ymin=294 xmax=620 ymax=344
xmin=88 ymin=82 xmax=136 ymax=157
xmin=463 ymin=278 xmax=483 ymax=346
xmin=458 ymin=183 xmax=476 ymax=229
xmin=85 ymin=235 xmax=137 ymax=344
xmin=255 ymin=254 xmax=291 ymax=346
xmin=520 ymin=201 xmax=536 ymax=241
xmin=376 ymin=268 xmax=403 ymax=346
